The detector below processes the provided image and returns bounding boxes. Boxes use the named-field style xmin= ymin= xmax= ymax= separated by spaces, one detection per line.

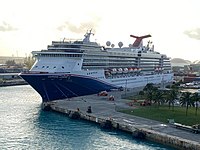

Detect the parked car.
xmin=98 ymin=91 xmax=108 ymax=96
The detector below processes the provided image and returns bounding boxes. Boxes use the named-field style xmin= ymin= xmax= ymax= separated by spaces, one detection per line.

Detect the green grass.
xmin=120 ymin=105 xmax=200 ymax=126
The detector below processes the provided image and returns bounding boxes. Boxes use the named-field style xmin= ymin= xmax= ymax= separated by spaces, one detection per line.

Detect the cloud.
xmin=0 ymin=21 xmax=17 ymax=32
xmin=184 ymin=28 xmax=200 ymax=40
xmin=57 ymin=17 xmax=101 ymax=34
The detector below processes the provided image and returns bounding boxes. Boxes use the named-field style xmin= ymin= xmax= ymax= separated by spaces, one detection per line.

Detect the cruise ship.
xmin=19 ymin=30 xmax=173 ymax=102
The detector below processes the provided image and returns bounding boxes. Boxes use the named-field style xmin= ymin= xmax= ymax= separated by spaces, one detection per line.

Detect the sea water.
xmin=0 ymin=85 xmax=175 ymax=150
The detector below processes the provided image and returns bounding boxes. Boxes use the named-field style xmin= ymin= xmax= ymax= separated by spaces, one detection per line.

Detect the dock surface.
xmin=49 ymin=89 xmax=200 ymax=149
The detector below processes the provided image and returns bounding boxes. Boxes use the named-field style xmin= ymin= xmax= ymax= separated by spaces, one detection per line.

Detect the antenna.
xmin=83 ymin=29 xmax=94 ymax=42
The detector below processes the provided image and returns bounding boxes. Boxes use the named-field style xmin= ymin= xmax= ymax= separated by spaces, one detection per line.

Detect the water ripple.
xmin=0 ymin=85 xmax=174 ymax=150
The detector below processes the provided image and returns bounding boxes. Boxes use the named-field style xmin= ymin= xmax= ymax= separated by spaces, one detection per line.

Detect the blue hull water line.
xmin=20 ymin=73 xmax=118 ymax=102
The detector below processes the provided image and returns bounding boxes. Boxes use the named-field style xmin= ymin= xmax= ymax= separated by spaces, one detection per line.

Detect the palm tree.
xmin=153 ymin=89 xmax=164 ymax=108
xmin=180 ymin=92 xmax=193 ymax=116
xmin=191 ymin=92 xmax=199 ymax=116
xmin=165 ymin=88 xmax=178 ymax=111
xmin=165 ymin=91 xmax=173 ymax=110
xmin=143 ymin=83 xmax=157 ymax=104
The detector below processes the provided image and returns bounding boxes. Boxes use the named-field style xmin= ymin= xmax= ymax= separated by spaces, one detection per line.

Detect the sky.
xmin=0 ymin=0 xmax=200 ymax=61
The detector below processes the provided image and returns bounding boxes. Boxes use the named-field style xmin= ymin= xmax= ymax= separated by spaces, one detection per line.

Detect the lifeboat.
xmin=105 ymin=70 xmax=111 ymax=76
xmin=155 ymin=67 xmax=159 ymax=71
xmin=128 ymin=68 xmax=133 ymax=72
xmin=111 ymin=68 xmax=117 ymax=74
xmin=134 ymin=68 xmax=138 ymax=72
xmin=123 ymin=68 xmax=128 ymax=73
xmin=117 ymin=68 xmax=123 ymax=73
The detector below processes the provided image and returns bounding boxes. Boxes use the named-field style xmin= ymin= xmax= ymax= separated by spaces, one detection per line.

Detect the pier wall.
xmin=142 ymin=128 xmax=200 ymax=150
xmin=49 ymin=104 xmax=200 ymax=150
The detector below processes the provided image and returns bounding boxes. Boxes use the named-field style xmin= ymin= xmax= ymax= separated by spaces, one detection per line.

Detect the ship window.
xmin=47 ymin=66 xmax=49 ymax=68
xmin=53 ymin=66 xmax=56 ymax=69
xmin=78 ymin=63 xmax=79 ymax=65
xmin=62 ymin=66 xmax=64 ymax=69
xmin=35 ymin=66 xmax=38 ymax=68
xmin=42 ymin=66 xmax=45 ymax=68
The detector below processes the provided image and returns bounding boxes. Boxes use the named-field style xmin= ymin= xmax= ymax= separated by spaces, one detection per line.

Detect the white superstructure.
xmin=20 ymin=30 xmax=173 ymax=102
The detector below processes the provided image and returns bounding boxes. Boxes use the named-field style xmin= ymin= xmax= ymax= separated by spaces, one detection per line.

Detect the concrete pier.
xmin=46 ymin=89 xmax=200 ymax=150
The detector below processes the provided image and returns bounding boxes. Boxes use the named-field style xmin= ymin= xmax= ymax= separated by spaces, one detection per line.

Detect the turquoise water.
xmin=0 ymin=85 xmax=175 ymax=150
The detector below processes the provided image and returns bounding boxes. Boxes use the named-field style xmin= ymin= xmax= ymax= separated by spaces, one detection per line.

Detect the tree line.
xmin=4 ymin=55 xmax=35 ymax=69
xmin=141 ymin=83 xmax=200 ymax=116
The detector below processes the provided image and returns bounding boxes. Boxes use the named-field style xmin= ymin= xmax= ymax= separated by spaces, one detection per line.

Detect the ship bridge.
xmin=31 ymin=51 xmax=84 ymax=73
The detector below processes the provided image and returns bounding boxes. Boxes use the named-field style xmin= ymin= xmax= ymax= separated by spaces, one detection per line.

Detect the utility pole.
xmin=125 ymin=79 xmax=127 ymax=96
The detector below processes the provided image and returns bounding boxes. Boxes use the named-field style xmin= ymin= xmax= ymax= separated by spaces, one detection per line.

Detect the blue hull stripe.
xmin=20 ymin=73 xmax=117 ymax=102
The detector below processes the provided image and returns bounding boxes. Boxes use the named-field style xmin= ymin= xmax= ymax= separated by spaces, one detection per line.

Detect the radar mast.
xmin=83 ymin=29 xmax=94 ymax=42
